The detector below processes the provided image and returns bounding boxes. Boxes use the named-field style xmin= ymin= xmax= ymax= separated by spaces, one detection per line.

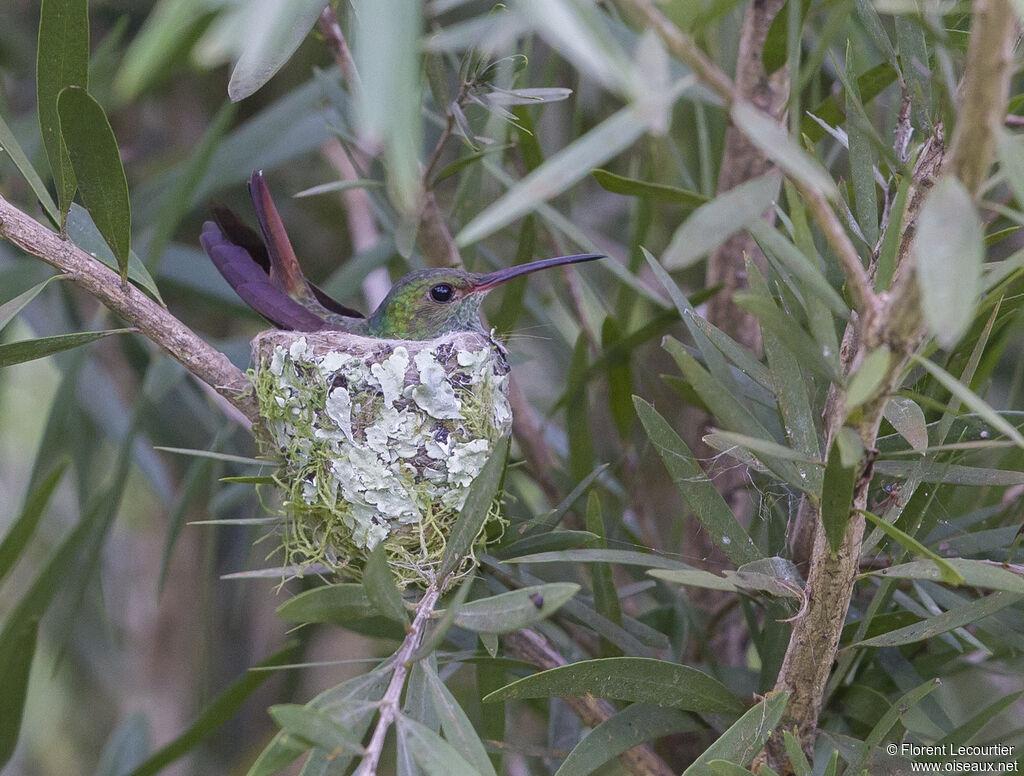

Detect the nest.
xmin=250 ymin=329 xmax=512 ymax=584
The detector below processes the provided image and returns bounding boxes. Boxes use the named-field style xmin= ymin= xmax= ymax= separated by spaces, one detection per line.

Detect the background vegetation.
xmin=1 ymin=0 xmax=1023 ymax=774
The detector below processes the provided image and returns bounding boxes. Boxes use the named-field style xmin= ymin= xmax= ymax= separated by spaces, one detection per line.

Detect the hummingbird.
xmin=200 ymin=171 xmax=604 ymax=340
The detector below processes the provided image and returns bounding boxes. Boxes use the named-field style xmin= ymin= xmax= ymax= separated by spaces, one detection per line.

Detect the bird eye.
xmin=430 ymin=284 xmax=454 ymax=303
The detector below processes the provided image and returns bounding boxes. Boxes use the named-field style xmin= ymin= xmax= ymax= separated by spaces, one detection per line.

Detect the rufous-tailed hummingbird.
xmin=200 ymin=171 xmax=603 ymax=338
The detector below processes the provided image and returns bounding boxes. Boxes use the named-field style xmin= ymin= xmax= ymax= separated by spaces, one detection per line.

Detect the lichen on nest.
xmin=250 ymin=329 xmax=512 ymax=585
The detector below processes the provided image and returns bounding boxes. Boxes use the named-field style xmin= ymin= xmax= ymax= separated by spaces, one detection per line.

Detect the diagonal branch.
xmin=0 ymin=195 xmax=258 ymax=421
xmin=617 ymin=0 xmax=879 ymax=322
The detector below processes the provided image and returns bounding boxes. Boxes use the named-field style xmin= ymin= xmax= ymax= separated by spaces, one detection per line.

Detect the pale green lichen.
xmin=250 ymin=330 xmax=511 ymax=585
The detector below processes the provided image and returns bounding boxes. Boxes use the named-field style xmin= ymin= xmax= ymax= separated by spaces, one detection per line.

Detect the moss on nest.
xmin=250 ymin=329 xmax=512 ymax=585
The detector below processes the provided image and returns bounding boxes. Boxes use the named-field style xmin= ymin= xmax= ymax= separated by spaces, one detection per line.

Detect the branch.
xmin=766 ymin=2 xmax=1015 ymax=765
xmin=616 ymin=0 xmax=735 ymax=103
xmin=618 ymin=0 xmax=880 ymax=325
xmin=354 ymin=582 xmax=443 ymax=776
xmin=948 ymin=0 xmax=1018 ymax=196
xmin=796 ymin=183 xmax=877 ymax=319
xmin=317 ymin=6 xmax=360 ymax=92
xmin=0 ymin=195 xmax=258 ymax=421
xmin=504 ymin=629 xmax=675 ymax=776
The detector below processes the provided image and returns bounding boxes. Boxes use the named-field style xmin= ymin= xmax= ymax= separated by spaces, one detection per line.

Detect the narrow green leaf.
xmin=730 ymin=102 xmax=835 ymax=197
xmin=154 ymin=447 xmax=269 ymax=466
xmin=248 ymin=671 xmax=388 ymax=775
xmin=411 ymin=573 xmax=475 ymax=661
xmin=422 ymin=663 xmax=498 ymax=776
xmin=687 ymin=314 xmax=773 ymax=391
xmin=0 ymin=461 xmax=67 ymax=585
xmin=913 ymin=176 xmax=983 ymax=349
xmin=438 ymin=435 xmax=508 ymax=578
xmin=846 ymin=47 xmax=879 ymax=246
xmin=227 ymin=0 xmax=329 ymax=101
xmin=268 ymin=705 xmax=364 ymax=755
xmin=872 ymin=559 xmax=1024 ymax=593
xmin=294 ymin=179 xmax=385 ymax=198
xmin=634 ymin=396 xmax=761 ymax=565
xmin=36 ymin=0 xmax=89 ymax=221
xmin=0 ymin=112 xmax=60 ymax=224
xmin=709 ymin=762 xmax=756 ymax=776
xmin=0 ymin=419 xmax=134 ymax=770
xmin=821 ymin=429 xmax=859 ymax=553
xmin=483 ymin=657 xmax=743 ymax=714
xmin=783 ymin=731 xmax=812 ymax=776
xmin=703 ymin=430 xmax=820 ymax=465
xmin=591 ymin=168 xmax=707 ymax=206
xmin=585 ymin=492 xmax=622 ymax=655
xmin=733 ymin=295 xmax=839 ymax=381
xmin=997 ymin=128 xmax=1024 ymax=210
xmin=601 ymin=317 xmax=635 ymax=437
xmin=747 ymin=219 xmax=849 ymax=319
xmin=800 ymin=63 xmax=898 ymax=143
xmin=453 ymin=583 xmax=579 ymax=634
xmin=363 ymin=545 xmax=409 ymax=624
xmin=883 ymin=397 xmax=928 ymax=452
xmin=277 ymin=584 xmax=375 ymax=625
xmin=0 ymin=329 xmax=135 ymax=368
xmin=458 ymin=106 xmax=648 ymax=245
xmin=566 ymin=333 xmax=596 ymax=481
xmin=650 ymin=558 xmax=802 ymax=599
xmin=554 ymin=704 xmax=698 ymax=776
xmin=353 ymin=0 xmax=422 ymax=213
xmin=910 ymin=354 xmax=1024 ymax=448
xmin=642 ymin=248 xmax=739 ymax=394
xmin=854 ymin=0 xmax=897 ymax=64
xmin=763 ymin=0 xmax=811 ymax=72
xmin=681 ymin=692 xmax=789 ymax=775
xmin=661 ymin=339 xmax=817 ymax=493
xmin=663 ymin=172 xmax=781 ymax=269
xmin=0 ymin=620 xmax=38 ymax=770
xmin=845 ymin=346 xmax=890 ymax=411
xmin=0 ymin=275 xmax=67 ymax=334
xmin=112 ymin=0 xmax=205 ymax=100
xmin=57 ymin=86 xmax=132 ymax=280
xmin=502 ymin=548 xmax=691 ymax=570
xmin=875 ymin=170 xmax=911 ymax=291
xmin=894 ymin=13 xmax=931 ymax=128
xmin=146 ymin=100 xmax=236 ymax=273
xmin=853 ymin=592 xmax=1024 ymax=648
xmin=126 ymin=645 xmax=297 ymax=776
xmin=65 ymin=205 xmax=163 ymax=302
xmin=844 ymin=679 xmax=940 ymax=775
xmin=873 ymin=460 xmax=1024 ymax=486
xmin=858 ymin=509 xmax=962 ymax=585
xmin=397 ymin=715 xmax=482 ymax=776
xmin=936 ymin=691 xmax=1022 ymax=748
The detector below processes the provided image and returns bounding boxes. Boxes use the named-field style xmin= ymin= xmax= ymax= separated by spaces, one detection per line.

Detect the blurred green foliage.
xmin=2 ymin=1 xmax=1024 ymax=774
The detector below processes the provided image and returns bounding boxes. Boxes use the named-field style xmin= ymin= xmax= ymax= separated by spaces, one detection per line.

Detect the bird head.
xmin=364 ymin=254 xmax=604 ymax=340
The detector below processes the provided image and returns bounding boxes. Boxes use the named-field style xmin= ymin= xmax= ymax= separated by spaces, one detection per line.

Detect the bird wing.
xmin=248 ymin=170 xmax=364 ymax=320
xmin=200 ymin=220 xmax=339 ymax=331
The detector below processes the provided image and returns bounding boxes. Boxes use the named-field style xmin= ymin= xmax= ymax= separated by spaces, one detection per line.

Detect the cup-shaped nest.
xmin=250 ymin=329 xmax=512 ymax=583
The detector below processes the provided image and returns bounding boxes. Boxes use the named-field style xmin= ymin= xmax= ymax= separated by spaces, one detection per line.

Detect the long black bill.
xmin=471 ymin=253 xmax=605 ymax=292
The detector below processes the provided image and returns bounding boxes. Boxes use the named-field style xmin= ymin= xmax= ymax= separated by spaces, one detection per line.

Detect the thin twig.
xmin=504 ymin=629 xmax=675 ymax=776
xmin=619 ymin=0 xmax=881 ymax=323
xmin=616 ymin=0 xmax=735 ymax=104
xmin=796 ymin=183 xmax=878 ymax=319
xmin=354 ymin=581 xmax=444 ymax=776
xmin=0 ymin=195 xmax=258 ymax=420
xmin=948 ymin=0 xmax=1017 ymax=196
xmin=317 ymin=6 xmax=361 ymax=92
xmin=423 ymin=81 xmax=470 ymax=187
